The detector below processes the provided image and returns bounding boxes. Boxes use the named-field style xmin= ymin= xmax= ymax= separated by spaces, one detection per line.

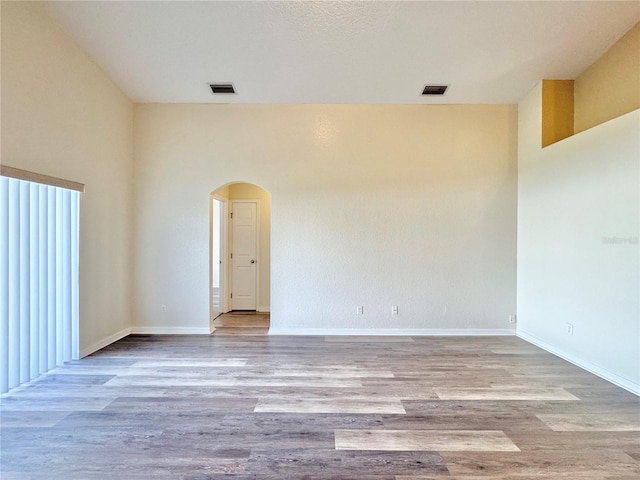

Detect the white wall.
xmin=1 ymin=2 xmax=134 ymax=355
xmin=133 ymin=104 xmax=517 ymax=333
xmin=517 ymin=83 xmax=639 ymax=393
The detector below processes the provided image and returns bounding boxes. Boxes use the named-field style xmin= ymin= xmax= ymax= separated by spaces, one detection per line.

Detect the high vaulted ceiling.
xmin=45 ymin=1 xmax=640 ymax=104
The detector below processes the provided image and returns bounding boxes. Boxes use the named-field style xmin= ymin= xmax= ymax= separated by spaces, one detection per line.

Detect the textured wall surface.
xmin=518 ymin=83 xmax=639 ymax=392
xmin=133 ymin=104 xmax=517 ymax=332
xmin=1 ymin=2 xmax=134 ymax=354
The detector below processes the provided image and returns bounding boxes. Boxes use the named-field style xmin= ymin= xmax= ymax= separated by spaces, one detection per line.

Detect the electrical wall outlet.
xmin=566 ymin=323 xmax=573 ymax=335
xmin=509 ymin=314 xmax=517 ymax=324
xmin=391 ymin=305 xmax=399 ymax=315
xmin=161 ymin=305 xmax=167 ymax=313
xmin=356 ymin=306 xmax=364 ymax=315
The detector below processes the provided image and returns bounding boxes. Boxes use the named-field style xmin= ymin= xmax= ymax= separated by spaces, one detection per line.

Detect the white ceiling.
xmin=45 ymin=1 xmax=640 ymax=105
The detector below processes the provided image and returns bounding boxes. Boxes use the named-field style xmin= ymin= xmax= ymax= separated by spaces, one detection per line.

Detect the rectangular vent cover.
xmin=210 ymin=83 xmax=236 ymax=94
xmin=422 ymin=85 xmax=448 ymax=95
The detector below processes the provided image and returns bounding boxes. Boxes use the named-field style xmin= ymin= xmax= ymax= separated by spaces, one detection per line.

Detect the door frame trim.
xmin=229 ymin=199 xmax=260 ymax=311
xmin=210 ymin=194 xmax=230 ymax=325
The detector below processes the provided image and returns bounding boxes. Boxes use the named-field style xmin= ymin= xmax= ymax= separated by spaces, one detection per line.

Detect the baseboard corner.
xmin=80 ymin=327 xmax=132 ymax=358
xmin=517 ymin=330 xmax=640 ymax=396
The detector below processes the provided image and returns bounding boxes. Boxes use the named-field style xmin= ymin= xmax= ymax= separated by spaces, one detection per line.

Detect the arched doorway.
xmin=210 ymin=182 xmax=271 ymax=334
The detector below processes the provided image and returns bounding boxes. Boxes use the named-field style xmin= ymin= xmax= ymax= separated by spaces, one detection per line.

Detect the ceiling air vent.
xmin=422 ymin=85 xmax=448 ymax=96
xmin=210 ymin=83 xmax=236 ymax=95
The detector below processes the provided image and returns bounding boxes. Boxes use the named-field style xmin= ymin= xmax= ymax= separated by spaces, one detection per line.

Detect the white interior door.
xmin=231 ymin=201 xmax=258 ymax=310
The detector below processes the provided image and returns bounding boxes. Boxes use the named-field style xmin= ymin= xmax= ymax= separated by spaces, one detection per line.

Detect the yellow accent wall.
xmin=213 ymin=185 xmax=230 ymax=199
xmin=574 ymin=22 xmax=640 ymax=133
xmin=541 ymin=80 xmax=574 ymax=147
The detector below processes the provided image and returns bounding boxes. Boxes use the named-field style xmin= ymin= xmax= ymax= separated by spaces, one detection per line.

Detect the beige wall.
xmin=228 ymin=183 xmax=271 ymax=311
xmin=133 ymin=103 xmax=517 ymax=333
xmin=1 ymin=2 xmax=133 ymax=354
xmin=575 ymin=22 xmax=640 ymax=133
xmin=214 ymin=185 xmax=230 ymax=200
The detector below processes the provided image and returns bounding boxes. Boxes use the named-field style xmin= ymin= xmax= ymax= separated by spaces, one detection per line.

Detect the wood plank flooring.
xmin=0 ymin=334 xmax=638 ymax=479
xmin=212 ymin=311 xmax=270 ymax=335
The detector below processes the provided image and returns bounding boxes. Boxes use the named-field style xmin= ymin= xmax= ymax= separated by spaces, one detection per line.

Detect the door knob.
xmin=251 ymin=260 xmax=255 ymax=264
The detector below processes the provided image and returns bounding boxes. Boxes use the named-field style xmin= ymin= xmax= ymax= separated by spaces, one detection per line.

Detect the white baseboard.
xmin=258 ymin=306 xmax=271 ymax=313
xmin=517 ymin=330 xmax=640 ymax=396
xmin=130 ymin=326 xmax=211 ymax=335
xmin=80 ymin=327 xmax=132 ymax=358
xmin=268 ymin=328 xmax=516 ymax=336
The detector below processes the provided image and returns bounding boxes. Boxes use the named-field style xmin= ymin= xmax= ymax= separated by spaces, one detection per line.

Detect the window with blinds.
xmin=0 ymin=174 xmax=80 ymax=393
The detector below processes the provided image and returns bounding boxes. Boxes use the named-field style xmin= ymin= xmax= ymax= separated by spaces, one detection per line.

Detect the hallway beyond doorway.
xmin=212 ymin=311 xmax=270 ymax=335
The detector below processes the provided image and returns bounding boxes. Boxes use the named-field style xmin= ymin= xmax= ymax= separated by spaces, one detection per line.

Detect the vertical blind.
xmin=0 ymin=176 xmax=80 ymax=393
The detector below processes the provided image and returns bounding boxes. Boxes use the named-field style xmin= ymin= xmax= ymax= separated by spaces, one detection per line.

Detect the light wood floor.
xmin=212 ymin=311 xmax=270 ymax=335
xmin=1 ymin=334 xmax=638 ymax=479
